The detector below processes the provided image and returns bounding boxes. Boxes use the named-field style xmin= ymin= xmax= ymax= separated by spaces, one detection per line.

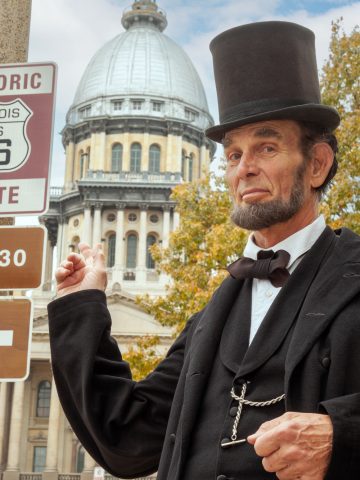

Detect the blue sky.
xmin=27 ymin=0 xmax=359 ymax=190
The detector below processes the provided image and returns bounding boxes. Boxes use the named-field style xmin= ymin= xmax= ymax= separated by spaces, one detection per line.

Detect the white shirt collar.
xmin=243 ymin=215 xmax=326 ymax=268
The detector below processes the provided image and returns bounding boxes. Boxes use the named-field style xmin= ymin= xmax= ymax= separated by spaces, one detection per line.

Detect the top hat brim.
xmin=205 ymin=103 xmax=340 ymax=143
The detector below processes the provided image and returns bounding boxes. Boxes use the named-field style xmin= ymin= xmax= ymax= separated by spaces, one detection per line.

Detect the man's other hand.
xmin=247 ymin=412 xmax=333 ymax=479
xmin=55 ymin=243 xmax=107 ymax=297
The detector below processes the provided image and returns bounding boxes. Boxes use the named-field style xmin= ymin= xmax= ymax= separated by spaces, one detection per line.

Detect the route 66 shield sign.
xmin=0 ymin=99 xmax=33 ymax=172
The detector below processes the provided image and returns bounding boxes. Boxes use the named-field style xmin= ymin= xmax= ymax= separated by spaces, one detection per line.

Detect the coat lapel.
xmin=285 ymin=228 xmax=360 ymax=388
xmin=237 ymin=226 xmax=337 ymax=378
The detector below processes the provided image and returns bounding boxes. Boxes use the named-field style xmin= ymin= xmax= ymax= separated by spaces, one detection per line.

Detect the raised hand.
xmin=247 ymin=412 xmax=333 ymax=479
xmin=55 ymin=243 xmax=107 ymax=297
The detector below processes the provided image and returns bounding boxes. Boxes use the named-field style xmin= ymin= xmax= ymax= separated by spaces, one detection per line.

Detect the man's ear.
xmin=309 ymin=143 xmax=334 ymax=189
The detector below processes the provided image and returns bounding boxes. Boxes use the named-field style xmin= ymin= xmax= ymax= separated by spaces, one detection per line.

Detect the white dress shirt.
xmin=242 ymin=215 xmax=326 ymax=344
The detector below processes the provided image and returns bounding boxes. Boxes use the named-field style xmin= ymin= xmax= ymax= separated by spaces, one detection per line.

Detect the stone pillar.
xmin=200 ymin=143 xmax=207 ymax=177
xmin=173 ymin=211 xmax=180 ymax=232
xmin=0 ymin=1 xmax=31 ymax=64
xmin=143 ymin=131 xmax=150 ymax=171
xmin=92 ymin=204 xmax=102 ymax=246
xmin=80 ymin=450 xmax=96 ymax=480
xmin=0 ymin=383 xmax=9 ymax=472
xmin=65 ymin=140 xmax=75 ymax=189
xmin=137 ymin=207 xmax=147 ymax=283
xmin=61 ymin=218 xmax=69 ymax=262
xmin=3 ymin=381 xmax=25 ymax=480
xmin=123 ymin=132 xmax=130 ymax=170
xmin=166 ymin=134 xmax=173 ymax=172
xmin=43 ymin=380 xmax=61 ymax=480
xmin=162 ymin=207 xmax=171 ymax=249
xmin=43 ymin=239 xmax=54 ymax=291
xmin=115 ymin=206 xmax=125 ymax=268
xmin=83 ymin=206 xmax=92 ymax=245
xmin=174 ymin=135 xmax=182 ymax=173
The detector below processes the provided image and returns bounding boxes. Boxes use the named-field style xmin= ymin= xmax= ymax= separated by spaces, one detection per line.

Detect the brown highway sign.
xmin=0 ymin=297 xmax=33 ymax=381
xmin=0 ymin=225 xmax=46 ymax=289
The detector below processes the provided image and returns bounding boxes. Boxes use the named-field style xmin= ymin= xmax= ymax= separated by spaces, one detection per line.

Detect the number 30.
xmin=0 ymin=249 xmax=26 ymax=267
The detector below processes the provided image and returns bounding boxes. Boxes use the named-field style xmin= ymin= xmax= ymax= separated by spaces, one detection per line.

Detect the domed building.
xmin=42 ymin=0 xmax=215 ymax=297
xmin=0 ymin=2 xmax=214 ymax=480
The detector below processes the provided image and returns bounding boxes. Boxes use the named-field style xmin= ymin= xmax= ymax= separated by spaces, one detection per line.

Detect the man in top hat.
xmin=48 ymin=21 xmax=360 ymax=480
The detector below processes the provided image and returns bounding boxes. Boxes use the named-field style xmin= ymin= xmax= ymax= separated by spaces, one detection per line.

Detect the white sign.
xmin=0 ymin=62 xmax=56 ymax=216
xmin=0 ymin=99 xmax=32 ymax=171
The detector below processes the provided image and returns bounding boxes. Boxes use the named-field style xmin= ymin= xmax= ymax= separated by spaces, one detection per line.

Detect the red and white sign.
xmin=0 ymin=62 xmax=56 ymax=216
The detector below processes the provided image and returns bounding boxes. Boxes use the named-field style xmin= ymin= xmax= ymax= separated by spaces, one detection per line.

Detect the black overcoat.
xmin=48 ymin=227 xmax=360 ymax=479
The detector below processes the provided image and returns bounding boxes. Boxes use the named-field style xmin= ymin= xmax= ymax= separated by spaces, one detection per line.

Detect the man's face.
xmin=224 ymin=119 xmax=313 ymax=231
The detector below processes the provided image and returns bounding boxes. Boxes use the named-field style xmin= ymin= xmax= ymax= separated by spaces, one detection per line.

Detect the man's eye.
xmin=227 ymin=152 xmax=241 ymax=161
xmin=262 ymin=145 xmax=275 ymax=153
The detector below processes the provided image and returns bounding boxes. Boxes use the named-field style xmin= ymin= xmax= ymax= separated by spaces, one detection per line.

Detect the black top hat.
xmin=205 ymin=21 xmax=340 ymax=143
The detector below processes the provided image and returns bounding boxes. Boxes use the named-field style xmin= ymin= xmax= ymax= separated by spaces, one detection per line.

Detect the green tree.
xmin=138 ymin=174 xmax=247 ymax=334
xmin=320 ymin=19 xmax=360 ymax=232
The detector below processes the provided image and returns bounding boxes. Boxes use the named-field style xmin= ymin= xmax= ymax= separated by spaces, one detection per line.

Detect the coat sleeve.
xmin=320 ymin=394 xmax=360 ymax=480
xmin=47 ymin=289 xmax=195 ymax=479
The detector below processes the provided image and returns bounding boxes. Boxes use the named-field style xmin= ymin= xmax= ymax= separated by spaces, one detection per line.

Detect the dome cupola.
xmin=121 ymin=0 xmax=168 ymax=32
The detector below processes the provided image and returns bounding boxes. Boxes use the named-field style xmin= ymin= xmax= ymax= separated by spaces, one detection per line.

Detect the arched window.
xmin=149 ymin=144 xmax=160 ymax=174
xmin=111 ymin=144 xmax=123 ymax=172
xmin=188 ymin=153 xmax=194 ymax=182
xmin=181 ymin=150 xmax=186 ymax=180
xmin=126 ymin=234 xmax=138 ymax=268
xmin=130 ymin=143 xmax=142 ymax=173
xmin=107 ymin=233 xmax=116 ymax=267
xmin=76 ymin=446 xmax=85 ymax=473
xmin=146 ymin=234 xmax=157 ymax=269
xmin=36 ymin=381 xmax=51 ymax=417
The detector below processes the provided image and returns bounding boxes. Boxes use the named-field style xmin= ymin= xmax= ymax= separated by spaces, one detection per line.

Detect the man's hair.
xmin=298 ymin=121 xmax=338 ymax=199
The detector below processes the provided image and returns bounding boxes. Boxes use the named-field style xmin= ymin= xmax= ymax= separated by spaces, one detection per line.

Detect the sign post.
xmin=0 ymin=62 xmax=56 ymax=216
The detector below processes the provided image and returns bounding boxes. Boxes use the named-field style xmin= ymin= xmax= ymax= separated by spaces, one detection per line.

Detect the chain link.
xmin=230 ymin=385 xmax=285 ymax=442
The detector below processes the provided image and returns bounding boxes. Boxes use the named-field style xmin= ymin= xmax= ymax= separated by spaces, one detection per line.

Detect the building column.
xmin=3 ymin=381 xmax=25 ymax=480
xmin=142 ymin=131 xmax=150 ymax=171
xmin=137 ymin=207 xmax=147 ymax=283
xmin=80 ymin=451 xmax=96 ymax=480
xmin=199 ymin=143 xmax=207 ymax=177
xmin=92 ymin=204 xmax=102 ymax=246
xmin=0 ymin=383 xmax=9 ymax=472
xmin=43 ymin=239 xmax=54 ymax=291
xmin=115 ymin=205 xmax=125 ymax=268
xmin=61 ymin=218 xmax=69 ymax=262
xmin=173 ymin=211 xmax=180 ymax=232
xmin=166 ymin=133 xmax=173 ymax=171
xmin=83 ymin=206 xmax=92 ymax=245
xmin=43 ymin=380 xmax=61 ymax=480
xmin=162 ymin=207 xmax=171 ymax=249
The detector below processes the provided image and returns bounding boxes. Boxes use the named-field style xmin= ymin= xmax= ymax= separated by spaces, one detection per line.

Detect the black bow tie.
xmin=227 ymin=249 xmax=290 ymax=287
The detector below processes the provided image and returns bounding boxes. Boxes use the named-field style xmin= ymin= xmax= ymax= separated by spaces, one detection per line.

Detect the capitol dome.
xmin=67 ymin=0 xmax=213 ymax=131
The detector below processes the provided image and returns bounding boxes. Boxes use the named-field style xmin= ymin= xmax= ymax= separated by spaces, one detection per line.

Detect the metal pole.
xmin=0 ymin=0 xmax=32 ymax=226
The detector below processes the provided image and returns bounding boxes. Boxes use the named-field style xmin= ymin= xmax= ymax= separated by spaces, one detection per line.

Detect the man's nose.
xmin=234 ymin=152 xmax=259 ymax=179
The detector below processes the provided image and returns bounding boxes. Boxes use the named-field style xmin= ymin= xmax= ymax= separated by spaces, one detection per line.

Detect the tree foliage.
xmin=137 ymin=174 xmax=247 ymax=334
xmin=320 ymin=19 xmax=360 ymax=232
xmin=123 ymin=335 xmax=162 ymax=381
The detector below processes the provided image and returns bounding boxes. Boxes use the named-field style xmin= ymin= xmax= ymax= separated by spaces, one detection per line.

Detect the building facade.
xmin=0 ymin=1 xmax=214 ymax=480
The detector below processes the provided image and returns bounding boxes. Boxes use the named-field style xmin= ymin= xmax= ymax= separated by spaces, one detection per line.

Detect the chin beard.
xmin=231 ymin=165 xmax=306 ymax=231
